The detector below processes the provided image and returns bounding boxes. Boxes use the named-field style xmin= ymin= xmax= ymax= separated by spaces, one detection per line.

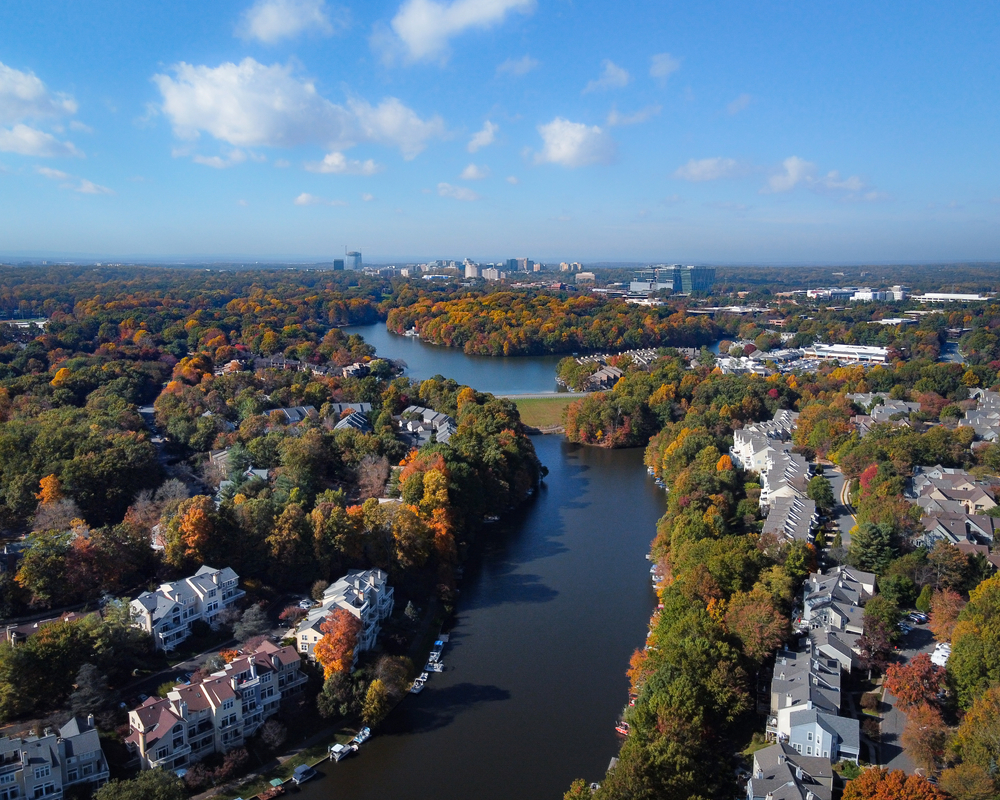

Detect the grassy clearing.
xmin=514 ymin=396 xmax=577 ymax=428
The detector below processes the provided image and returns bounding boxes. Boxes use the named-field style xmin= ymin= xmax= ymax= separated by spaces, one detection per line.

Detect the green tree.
xmin=69 ymin=663 xmax=113 ymax=717
xmin=94 ymin=769 xmax=186 ymax=800
xmin=916 ymin=583 xmax=934 ymax=613
xmin=806 ymin=475 xmax=835 ymax=512
xmin=949 ymin=574 xmax=1000 ymax=708
xmin=848 ymin=522 xmax=895 ymax=574
xmin=233 ymin=604 xmax=270 ymax=643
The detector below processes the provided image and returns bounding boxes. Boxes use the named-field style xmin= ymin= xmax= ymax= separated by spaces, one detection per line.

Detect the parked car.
xmin=898 ymin=622 xmax=913 ymax=634
xmin=298 ymin=599 xmax=313 ymax=609
xmin=908 ymin=611 xmax=929 ymax=624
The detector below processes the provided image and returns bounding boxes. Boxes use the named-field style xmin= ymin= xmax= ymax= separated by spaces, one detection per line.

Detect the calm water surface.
xmin=345 ymin=323 xmax=565 ymax=395
xmin=297 ymin=436 xmax=666 ymax=800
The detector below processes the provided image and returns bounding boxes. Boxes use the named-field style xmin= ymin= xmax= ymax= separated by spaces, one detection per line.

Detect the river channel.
xmin=294 ymin=326 xmax=667 ymax=800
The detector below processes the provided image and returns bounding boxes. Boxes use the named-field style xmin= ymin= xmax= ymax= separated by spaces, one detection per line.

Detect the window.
xmin=806 ymin=746 xmax=812 ymax=755
xmin=67 ymin=770 xmax=78 ymax=782
xmin=807 ymin=732 xmax=813 ymax=741
xmin=82 ymin=764 xmax=93 ymax=776
xmin=33 ymin=767 xmax=49 ymax=780
xmin=223 ymin=698 xmax=234 ymax=710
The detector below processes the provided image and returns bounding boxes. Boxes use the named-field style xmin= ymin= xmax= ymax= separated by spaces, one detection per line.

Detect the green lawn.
xmin=514 ymin=396 xmax=578 ymax=428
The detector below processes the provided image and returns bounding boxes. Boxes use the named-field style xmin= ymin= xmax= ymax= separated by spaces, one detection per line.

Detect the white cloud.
xmin=0 ymin=61 xmax=77 ymax=125
xmin=761 ymin=157 xmax=871 ymax=197
xmin=437 ymin=182 xmax=479 ymax=201
xmin=274 ymin=158 xmax=291 ymax=168
xmin=155 ymin=59 xmax=353 ymax=148
xmin=649 ymin=53 xmax=680 ymax=83
xmin=237 ymin=0 xmax=346 ymax=42
xmin=69 ymin=120 xmax=93 ymax=133
xmin=817 ymin=170 xmax=864 ymax=192
xmin=362 ymin=192 xmax=374 ymax=201
xmin=673 ymin=157 xmax=744 ymax=182
xmin=238 ymin=199 xmax=248 ymax=206
xmin=74 ymin=179 xmax=114 ymax=195
xmin=727 ymin=93 xmax=752 ymax=115
xmin=294 ymin=192 xmax=347 ymax=205
xmin=154 ymin=58 xmax=444 ymax=161
xmin=460 ymin=163 xmax=489 ymax=179
xmin=305 ymin=150 xmax=382 ymax=174
xmin=348 ymin=97 xmax=445 ymax=159
xmin=506 ymin=175 xmax=518 ymax=184
xmin=765 ymin=156 xmax=815 ymax=192
xmin=37 ymin=165 xmax=113 ymax=194
xmin=467 ymin=120 xmax=497 ymax=152
xmin=607 ymin=104 xmax=661 ymax=126
xmin=192 ymin=149 xmax=249 ymax=168
xmin=534 ymin=117 xmax=615 ymax=168
xmin=382 ymin=0 xmax=535 ymax=62
xmin=0 ymin=124 xmax=81 ymax=157
xmin=36 ymin=166 xmax=70 ymax=180
xmin=583 ymin=60 xmax=631 ymax=94
xmin=496 ymin=55 xmax=538 ymax=76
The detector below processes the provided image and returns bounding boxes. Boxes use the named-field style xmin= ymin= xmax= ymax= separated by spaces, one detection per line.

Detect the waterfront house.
xmin=126 ymin=640 xmax=305 ymax=771
xmin=295 ymin=569 xmax=394 ymax=661
xmin=131 ymin=566 xmax=245 ymax=651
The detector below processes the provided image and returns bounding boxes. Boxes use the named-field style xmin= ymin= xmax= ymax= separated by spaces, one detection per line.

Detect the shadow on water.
xmin=382 ymin=683 xmax=512 ymax=735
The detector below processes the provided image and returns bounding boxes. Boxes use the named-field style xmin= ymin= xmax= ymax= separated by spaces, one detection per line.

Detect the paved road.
xmin=878 ymin=625 xmax=937 ymax=772
xmin=824 ymin=467 xmax=856 ymax=546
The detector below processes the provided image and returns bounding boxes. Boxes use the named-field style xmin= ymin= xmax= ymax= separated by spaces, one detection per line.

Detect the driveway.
xmin=878 ymin=625 xmax=937 ymax=771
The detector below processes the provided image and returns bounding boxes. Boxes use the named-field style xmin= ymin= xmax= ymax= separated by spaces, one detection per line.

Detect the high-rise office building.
xmin=333 ymin=259 xmax=345 ymax=271
xmin=629 ymin=265 xmax=715 ymax=294
xmin=346 ymin=251 xmax=362 ymax=270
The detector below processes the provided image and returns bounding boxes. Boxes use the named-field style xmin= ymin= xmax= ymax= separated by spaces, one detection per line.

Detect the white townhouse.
xmin=0 ymin=716 xmax=110 ymax=799
xmin=296 ymin=569 xmax=394 ymax=662
xmin=131 ymin=566 xmax=245 ymax=651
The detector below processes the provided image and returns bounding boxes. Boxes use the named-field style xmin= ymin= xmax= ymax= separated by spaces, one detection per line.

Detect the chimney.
xmin=755 ymin=768 xmax=763 ymax=780
xmin=777 ymin=754 xmax=785 ymax=765
xmin=87 ymin=714 xmax=94 ymax=729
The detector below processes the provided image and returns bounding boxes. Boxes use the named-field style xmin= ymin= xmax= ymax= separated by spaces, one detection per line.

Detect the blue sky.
xmin=1 ymin=0 xmax=998 ymax=263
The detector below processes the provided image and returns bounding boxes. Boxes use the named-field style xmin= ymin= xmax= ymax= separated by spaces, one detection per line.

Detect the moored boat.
xmin=351 ymin=727 xmax=372 ymax=747
xmin=292 ymin=765 xmax=317 ymax=785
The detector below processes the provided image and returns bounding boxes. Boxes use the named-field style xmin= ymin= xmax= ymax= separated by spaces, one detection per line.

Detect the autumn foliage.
xmin=842 ymin=767 xmax=947 ymax=800
xmin=314 ymin=609 xmax=362 ymax=678
xmin=883 ymin=654 xmax=946 ymax=712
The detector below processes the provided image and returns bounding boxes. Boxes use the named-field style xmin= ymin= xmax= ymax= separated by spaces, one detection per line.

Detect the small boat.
xmin=425 ymin=662 xmax=444 ymax=672
xmin=418 ymin=671 xmax=429 ymax=681
xmin=428 ymin=651 xmax=440 ymax=663
xmin=292 ymin=765 xmax=317 ymax=785
xmin=615 ymin=722 xmax=630 ymax=736
xmin=329 ymin=743 xmax=357 ymax=762
xmin=410 ymin=677 xmax=426 ymax=694
xmin=351 ymin=727 xmax=372 ymax=747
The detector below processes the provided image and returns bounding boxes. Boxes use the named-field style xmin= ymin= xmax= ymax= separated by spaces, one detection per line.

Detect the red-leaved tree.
xmin=883 ymin=654 xmax=946 ymax=712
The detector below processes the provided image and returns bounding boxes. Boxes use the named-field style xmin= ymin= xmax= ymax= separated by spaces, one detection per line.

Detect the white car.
xmin=931 ymin=642 xmax=951 ymax=667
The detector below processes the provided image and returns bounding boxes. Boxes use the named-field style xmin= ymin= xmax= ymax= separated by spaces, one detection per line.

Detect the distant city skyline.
xmin=1 ymin=1 xmax=998 ymax=262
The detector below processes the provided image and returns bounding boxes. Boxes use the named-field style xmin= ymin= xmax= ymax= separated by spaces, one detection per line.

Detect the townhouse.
xmin=131 ymin=566 xmax=245 ymax=651
xmin=0 ymin=715 xmax=109 ymax=799
xmin=296 ymin=569 xmax=393 ymax=661
xmin=746 ymin=743 xmax=834 ymax=800
xmin=126 ymin=641 xmax=305 ymax=771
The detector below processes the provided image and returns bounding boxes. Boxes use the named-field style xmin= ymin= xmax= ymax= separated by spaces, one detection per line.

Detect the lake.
xmin=289 ymin=326 xmax=670 ymax=800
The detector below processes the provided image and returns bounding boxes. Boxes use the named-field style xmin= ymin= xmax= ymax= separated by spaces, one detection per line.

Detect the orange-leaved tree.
xmin=842 ymin=767 xmax=946 ymax=800
xmin=883 ymin=654 xmax=946 ymax=712
xmin=314 ymin=608 xmax=362 ymax=678
xmin=929 ymin=588 xmax=966 ymax=644
xmin=36 ymin=474 xmax=62 ymax=505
